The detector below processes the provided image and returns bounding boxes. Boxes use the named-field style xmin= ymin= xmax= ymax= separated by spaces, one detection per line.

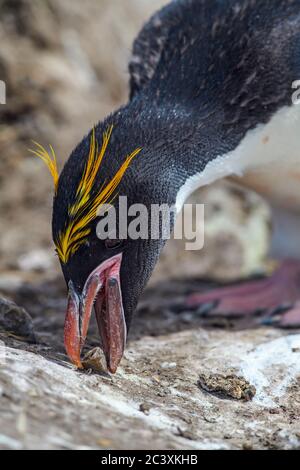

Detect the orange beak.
xmin=64 ymin=253 xmax=126 ymax=373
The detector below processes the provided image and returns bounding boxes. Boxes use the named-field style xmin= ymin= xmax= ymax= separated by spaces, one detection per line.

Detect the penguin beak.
xmin=64 ymin=253 xmax=126 ymax=373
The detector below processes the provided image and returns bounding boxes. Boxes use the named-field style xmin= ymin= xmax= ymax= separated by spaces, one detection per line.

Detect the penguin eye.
xmin=105 ymin=239 xmax=123 ymax=250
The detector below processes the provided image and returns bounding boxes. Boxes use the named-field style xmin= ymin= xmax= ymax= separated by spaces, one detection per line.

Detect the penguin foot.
xmin=184 ymin=259 xmax=300 ymax=328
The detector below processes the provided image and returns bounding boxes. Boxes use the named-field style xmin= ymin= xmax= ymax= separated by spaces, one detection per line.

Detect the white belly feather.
xmin=176 ymin=104 xmax=300 ymax=213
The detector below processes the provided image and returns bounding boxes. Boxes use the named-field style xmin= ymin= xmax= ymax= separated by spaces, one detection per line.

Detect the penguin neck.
xmin=119 ymin=95 xmax=223 ymax=212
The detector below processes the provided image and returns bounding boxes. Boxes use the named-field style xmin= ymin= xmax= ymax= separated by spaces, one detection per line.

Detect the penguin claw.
xmin=195 ymin=301 xmax=219 ymax=316
xmin=260 ymin=316 xmax=276 ymax=326
xmin=269 ymin=303 xmax=300 ymax=328
xmin=260 ymin=304 xmax=293 ymax=325
xmin=170 ymin=299 xmax=218 ymax=315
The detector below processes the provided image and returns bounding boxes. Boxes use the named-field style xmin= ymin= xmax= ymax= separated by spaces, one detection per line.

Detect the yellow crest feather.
xmin=29 ymin=141 xmax=59 ymax=193
xmin=55 ymin=126 xmax=141 ymax=264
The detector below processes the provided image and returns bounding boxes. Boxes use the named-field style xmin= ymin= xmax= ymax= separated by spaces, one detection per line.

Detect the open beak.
xmin=64 ymin=253 xmax=126 ymax=373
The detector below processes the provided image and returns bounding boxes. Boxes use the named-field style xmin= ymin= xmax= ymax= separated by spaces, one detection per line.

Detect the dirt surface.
xmin=0 ymin=273 xmax=300 ymax=450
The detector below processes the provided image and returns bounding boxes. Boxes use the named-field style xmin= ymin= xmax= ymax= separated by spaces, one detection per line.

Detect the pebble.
xmin=0 ymin=297 xmax=35 ymax=343
xmin=160 ymin=362 xmax=177 ymax=370
xmin=139 ymin=403 xmax=151 ymax=415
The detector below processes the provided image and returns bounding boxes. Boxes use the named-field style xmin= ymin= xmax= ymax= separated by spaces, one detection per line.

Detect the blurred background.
xmin=0 ymin=0 xmax=166 ymax=272
xmin=0 ymin=0 xmax=271 ymax=285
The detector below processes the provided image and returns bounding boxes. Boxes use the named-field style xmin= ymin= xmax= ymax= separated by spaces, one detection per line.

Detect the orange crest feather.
xmin=29 ymin=141 xmax=59 ymax=192
xmin=55 ymin=126 xmax=141 ymax=264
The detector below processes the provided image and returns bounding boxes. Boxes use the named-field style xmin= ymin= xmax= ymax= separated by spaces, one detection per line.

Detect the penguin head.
xmin=36 ymin=120 xmax=168 ymax=372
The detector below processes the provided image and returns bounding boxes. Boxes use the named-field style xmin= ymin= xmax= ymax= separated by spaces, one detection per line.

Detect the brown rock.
xmin=198 ymin=372 xmax=256 ymax=401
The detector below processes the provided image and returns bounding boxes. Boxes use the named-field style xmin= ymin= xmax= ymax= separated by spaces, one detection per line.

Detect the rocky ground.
xmin=0 ymin=272 xmax=299 ymax=450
